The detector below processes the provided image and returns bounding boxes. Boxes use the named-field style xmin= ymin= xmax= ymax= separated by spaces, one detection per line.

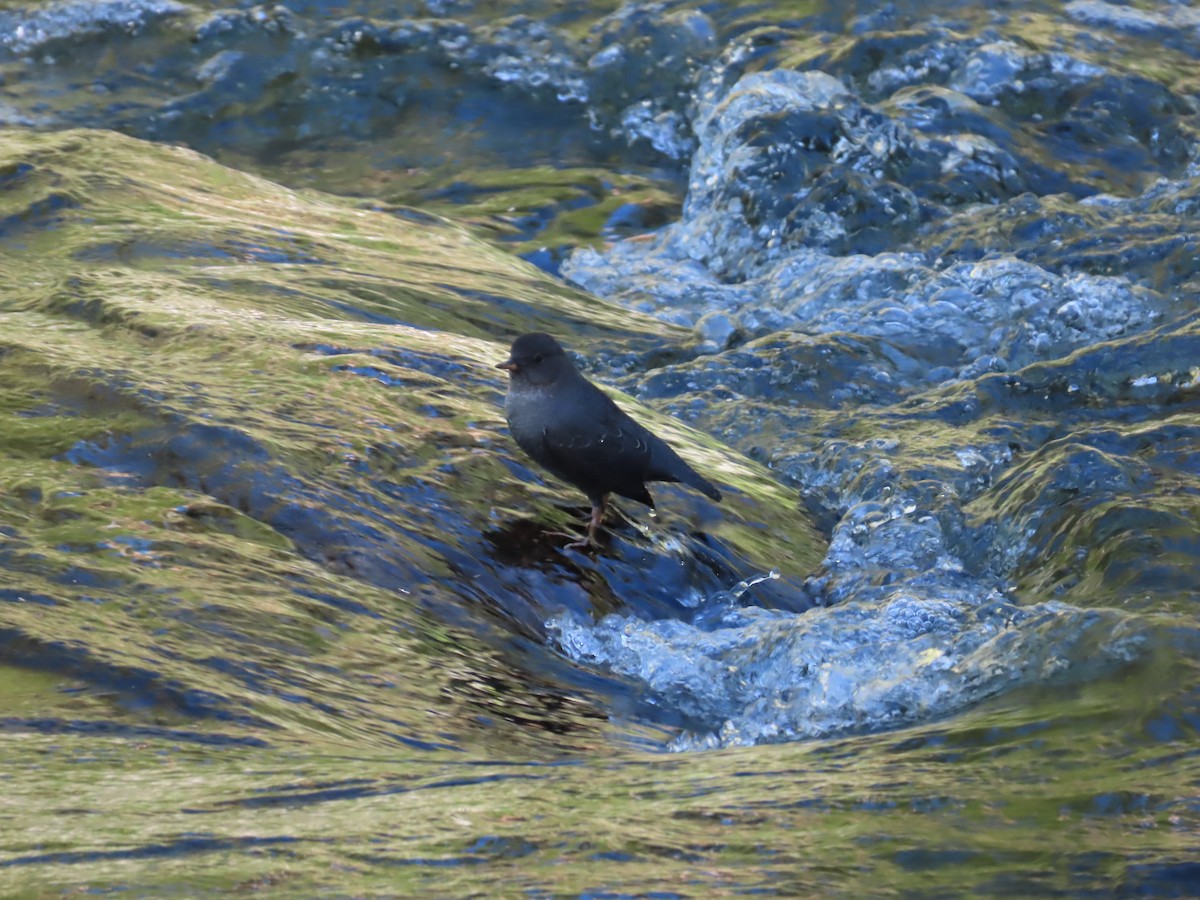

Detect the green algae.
xmin=0 ymin=127 xmax=819 ymax=761
xmin=2 ymin=128 xmax=1193 ymax=899
xmin=3 ymin=668 xmax=1196 ymax=897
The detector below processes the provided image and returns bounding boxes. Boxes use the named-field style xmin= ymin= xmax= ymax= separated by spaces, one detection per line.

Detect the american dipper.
xmin=496 ymin=332 xmax=722 ymax=547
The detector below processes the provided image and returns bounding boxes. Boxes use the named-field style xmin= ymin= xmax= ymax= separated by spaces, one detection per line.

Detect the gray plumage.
xmin=496 ymin=332 xmax=721 ymax=546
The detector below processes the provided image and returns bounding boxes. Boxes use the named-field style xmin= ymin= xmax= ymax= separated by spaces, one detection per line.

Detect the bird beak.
xmin=496 ymin=358 xmax=518 ymax=372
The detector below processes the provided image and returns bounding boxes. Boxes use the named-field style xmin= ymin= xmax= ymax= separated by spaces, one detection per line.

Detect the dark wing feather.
xmin=536 ymin=393 xmax=657 ymax=505
xmin=532 ymin=372 xmax=721 ymax=505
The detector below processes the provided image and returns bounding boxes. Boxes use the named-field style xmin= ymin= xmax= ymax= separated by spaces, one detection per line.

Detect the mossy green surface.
xmin=0 ymin=129 xmax=1194 ymax=897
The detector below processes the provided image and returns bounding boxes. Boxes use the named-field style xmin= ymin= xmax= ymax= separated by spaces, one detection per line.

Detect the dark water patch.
xmin=48 ymin=564 xmax=130 ymax=590
xmin=208 ymin=769 xmax=544 ymax=811
xmin=43 ymin=368 xmax=160 ymax=420
xmin=387 ymin=732 xmax=465 ymax=754
xmin=290 ymin=586 xmax=380 ymax=619
xmin=67 ymin=423 xmax=271 ymax=491
xmin=0 ymin=628 xmax=268 ymax=728
xmin=333 ymin=363 xmax=426 ymax=388
xmin=386 ymin=206 xmax=445 ymax=227
xmin=186 ymin=653 xmax=345 ymax=719
xmin=0 ymin=833 xmax=299 ymax=869
xmin=213 ymin=780 xmax=393 ymax=810
xmin=464 ymin=834 xmax=540 ymax=860
xmin=1116 ymin=860 xmax=1200 ymax=896
xmin=1037 ymin=71 xmax=1195 ymax=172
xmin=0 ymin=589 xmax=58 ymax=606
xmin=132 ymin=5 xmax=631 ymax=183
xmin=602 ymin=200 xmax=677 ymax=240
xmin=892 ymin=845 xmax=1013 ymax=872
xmin=293 ymin=342 xmax=358 ymax=358
xmin=18 ymin=2 xmax=711 ymax=251
xmin=0 ymin=191 xmax=80 ymax=243
xmin=0 ymin=160 xmax=35 ymax=186
xmin=192 ymin=276 xmax=333 ymax=312
xmin=0 ymin=717 xmax=270 ymax=748
xmin=14 ymin=403 xmax=64 ymax=420
xmin=313 ymin=295 xmax=412 ymax=326
xmin=360 ymin=346 xmax=470 ymax=380
xmin=192 ymin=775 xmax=378 ymax=811
xmin=352 ymin=851 xmax=489 ymax=868
xmin=491 ymin=186 xmax=599 ymax=244
xmin=301 ymin=273 xmax=596 ymax=335
xmin=73 ymin=238 xmax=237 ymax=265
xmin=1074 ymin=791 xmax=1161 ymax=818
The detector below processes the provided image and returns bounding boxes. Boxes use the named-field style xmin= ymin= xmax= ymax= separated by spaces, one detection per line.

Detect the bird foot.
xmin=544 ymin=528 xmax=587 ymax=542
xmin=559 ymin=518 xmax=604 ymax=551
xmin=538 ymin=524 xmax=598 ymax=550
xmin=544 ymin=501 xmax=605 ymax=551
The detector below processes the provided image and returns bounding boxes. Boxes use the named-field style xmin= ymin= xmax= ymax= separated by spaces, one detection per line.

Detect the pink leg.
xmin=565 ymin=497 xmax=607 ymax=549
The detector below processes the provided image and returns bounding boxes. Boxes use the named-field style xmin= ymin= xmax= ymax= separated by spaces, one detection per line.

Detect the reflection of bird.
xmin=496 ymin=332 xmax=722 ymax=547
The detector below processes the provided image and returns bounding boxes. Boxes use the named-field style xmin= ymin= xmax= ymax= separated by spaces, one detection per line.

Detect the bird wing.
xmin=537 ymin=387 xmax=655 ymax=503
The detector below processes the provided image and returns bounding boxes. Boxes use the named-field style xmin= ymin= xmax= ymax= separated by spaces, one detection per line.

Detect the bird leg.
xmin=564 ymin=497 xmax=606 ymax=550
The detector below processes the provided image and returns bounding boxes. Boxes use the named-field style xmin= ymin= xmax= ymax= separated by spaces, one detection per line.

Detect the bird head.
xmin=496 ymin=332 xmax=571 ymax=385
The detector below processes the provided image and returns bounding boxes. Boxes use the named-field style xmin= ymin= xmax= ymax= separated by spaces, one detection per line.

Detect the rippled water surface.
xmin=2 ymin=0 xmax=1199 ymax=895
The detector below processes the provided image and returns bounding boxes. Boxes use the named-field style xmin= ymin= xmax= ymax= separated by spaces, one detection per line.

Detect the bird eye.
xmin=533 ymin=354 xmax=544 ymax=363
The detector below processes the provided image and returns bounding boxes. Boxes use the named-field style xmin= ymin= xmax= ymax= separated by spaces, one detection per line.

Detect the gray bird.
xmin=496 ymin=332 xmax=722 ymax=547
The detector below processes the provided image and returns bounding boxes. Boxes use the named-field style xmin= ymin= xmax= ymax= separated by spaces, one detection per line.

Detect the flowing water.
xmin=1 ymin=0 xmax=1198 ymax=896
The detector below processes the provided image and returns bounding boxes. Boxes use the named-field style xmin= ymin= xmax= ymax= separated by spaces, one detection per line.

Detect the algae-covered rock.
xmin=0 ymin=129 xmax=821 ymax=753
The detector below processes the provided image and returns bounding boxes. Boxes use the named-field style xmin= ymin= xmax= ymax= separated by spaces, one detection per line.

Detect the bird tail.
xmin=685 ymin=470 xmax=722 ymax=502
xmin=649 ymin=441 xmax=722 ymax=502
